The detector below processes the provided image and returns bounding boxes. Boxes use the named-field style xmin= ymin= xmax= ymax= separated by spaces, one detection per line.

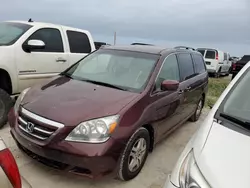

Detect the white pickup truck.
xmin=0 ymin=20 xmax=96 ymax=128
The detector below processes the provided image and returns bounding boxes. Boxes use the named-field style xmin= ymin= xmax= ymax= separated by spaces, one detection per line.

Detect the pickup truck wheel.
xmin=0 ymin=89 xmax=13 ymax=128
xmin=117 ymin=127 xmax=150 ymax=181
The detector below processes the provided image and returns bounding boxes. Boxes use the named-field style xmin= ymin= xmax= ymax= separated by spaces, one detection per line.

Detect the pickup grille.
xmin=18 ymin=108 xmax=64 ymax=141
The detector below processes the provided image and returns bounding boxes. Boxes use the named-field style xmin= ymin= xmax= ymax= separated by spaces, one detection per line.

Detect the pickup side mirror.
xmin=161 ymin=80 xmax=179 ymax=91
xmin=23 ymin=39 xmax=45 ymax=52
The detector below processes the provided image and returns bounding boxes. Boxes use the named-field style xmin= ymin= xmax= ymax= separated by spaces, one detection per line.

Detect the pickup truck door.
xmin=62 ymin=28 xmax=95 ymax=66
xmin=16 ymin=26 xmax=69 ymax=92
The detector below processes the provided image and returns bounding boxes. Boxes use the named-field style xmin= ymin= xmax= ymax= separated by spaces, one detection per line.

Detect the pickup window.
xmin=67 ymin=30 xmax=91 ymax=53
xmin=26 ymin=28 xmax=64 ymax=53
xmin=0 ymin=22 xmax=32 ymax=46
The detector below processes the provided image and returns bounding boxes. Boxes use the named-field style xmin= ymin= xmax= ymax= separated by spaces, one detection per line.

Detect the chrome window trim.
xmin=21 ymin=107 xmax=64 ymax=128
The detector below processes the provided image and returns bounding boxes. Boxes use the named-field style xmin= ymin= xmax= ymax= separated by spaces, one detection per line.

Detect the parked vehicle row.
xmin=197 ymin=48 xmax=231 ymax=77
xmin=165 ymin=57 xmax=250 ymax=188
xmin=8 ymin=45 xmax=208 ymax=181
xmin=0 ymin=20 xmax=96 ymax=128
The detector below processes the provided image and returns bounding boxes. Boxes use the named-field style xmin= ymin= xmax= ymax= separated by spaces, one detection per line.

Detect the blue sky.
xmin=1 ymin=0 xmax=250 ymax=56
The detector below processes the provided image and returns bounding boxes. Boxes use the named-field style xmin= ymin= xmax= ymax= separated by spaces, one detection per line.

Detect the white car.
xmin=165 ymin=61 xmax=250 ymax=188
xmin=0 ymin=20 xmax=96 ymax=128
xmin=197 ymin=48 xmax=231 ymax=77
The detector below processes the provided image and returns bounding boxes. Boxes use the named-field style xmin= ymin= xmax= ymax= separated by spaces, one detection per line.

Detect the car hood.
xmin=195 ymin=121 xmax=250 ymax=188
xmin=21 ymin=76 xmax=139 ymax=126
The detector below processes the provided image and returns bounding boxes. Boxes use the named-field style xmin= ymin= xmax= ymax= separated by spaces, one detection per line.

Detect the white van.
xmin=0 ymin=20 xmax=96 ymax=127
xmin=197 ymin=48 xmax=231 ymax=77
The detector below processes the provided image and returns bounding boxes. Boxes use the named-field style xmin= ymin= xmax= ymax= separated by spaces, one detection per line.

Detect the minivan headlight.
xmin=179 ymin=150 xmax=209 ymax=188
xmin=65 ymin=115 xmax=119 ymax=143
xmin=14 ymin=88 xmax=30 ymax=114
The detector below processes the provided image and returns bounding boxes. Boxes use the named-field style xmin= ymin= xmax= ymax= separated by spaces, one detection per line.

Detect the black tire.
xmin=117 ymin=127 xmax=150 ymax=181
xmin=189 ymin=97 xmax=204 ymax=122
xmin=215 ymin=68 xmax=221 ymax=78
xmin=232 ymin=73 xmax=236 ymax=80
xmin=0 ymin=88 xmax=14 ymax=129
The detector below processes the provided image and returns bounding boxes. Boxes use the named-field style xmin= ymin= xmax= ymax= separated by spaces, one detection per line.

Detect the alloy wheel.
xmin=128 ymin=138 xmax=147 ymax=172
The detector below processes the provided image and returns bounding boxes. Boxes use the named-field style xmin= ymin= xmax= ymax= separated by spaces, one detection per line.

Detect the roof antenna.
xmin=28 ymin=18 xmax=33 ymax=22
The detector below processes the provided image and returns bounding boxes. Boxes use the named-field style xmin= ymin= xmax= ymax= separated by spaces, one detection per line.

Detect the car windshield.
xmin=216 ymin=67 xmax=250 ymax=129
xmin=0 ymin=22 xmax=32 ymax=46
xmin=63 ymin=49 xmax=159 ymax=93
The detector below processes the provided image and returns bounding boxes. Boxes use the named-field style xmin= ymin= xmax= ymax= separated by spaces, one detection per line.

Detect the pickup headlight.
xmin=14 ymin=88 xmax=30 ymax=114
xmin=179 ymin=150 xmax=210 ymax=188
xmin=65 ymin=115 xmax=119 ymax=143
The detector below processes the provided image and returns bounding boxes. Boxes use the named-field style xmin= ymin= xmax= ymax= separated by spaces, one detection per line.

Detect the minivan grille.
xmin=17 ymin=108 xmax=64 ymax=141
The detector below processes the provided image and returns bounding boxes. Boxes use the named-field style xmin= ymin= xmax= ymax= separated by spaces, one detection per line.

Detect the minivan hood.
xmin=22 ymin=76 xmax=139 ymax=126
xmin=195 ymin=121 xmax=250 ymax=188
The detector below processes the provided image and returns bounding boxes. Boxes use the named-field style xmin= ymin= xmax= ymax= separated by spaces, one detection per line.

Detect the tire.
xmin=189 ymin=97 xmax=204 ymax=122
xmin=232 ymin=73 xmax=236 ymax=80
xmin=0 ymin=88 xmax=14 ymax=129
xmin=117 ymin=127 xmax=150 ymax=181
xmin=215 ymin=68 xmax=221 ymax=78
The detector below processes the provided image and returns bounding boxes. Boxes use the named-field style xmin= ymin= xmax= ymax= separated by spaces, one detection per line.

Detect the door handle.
xmin=56 ymin=57 xmax=67 ymax=63
xmin=186 ymin=86 xmax=191 ymax=91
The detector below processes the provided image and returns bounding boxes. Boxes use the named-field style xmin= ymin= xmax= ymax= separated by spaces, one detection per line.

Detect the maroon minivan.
xmin=9 ymin=45 xmax=208 ymax=181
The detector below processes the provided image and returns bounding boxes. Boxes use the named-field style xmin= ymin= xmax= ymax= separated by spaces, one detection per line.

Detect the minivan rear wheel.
xmin=190 ymin=97 xmax=204 ymax=122
xmin=117 ymin=127 xmax=150 ymax=181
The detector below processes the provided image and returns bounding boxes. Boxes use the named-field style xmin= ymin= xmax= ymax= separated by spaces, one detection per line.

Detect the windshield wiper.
xmin=220 ymin=112 xmax=250 ymax=130
xmin=61 ymin=72 xmax=73 ymax=79
xmin=81 ymin=79 xmax=126 ymax=91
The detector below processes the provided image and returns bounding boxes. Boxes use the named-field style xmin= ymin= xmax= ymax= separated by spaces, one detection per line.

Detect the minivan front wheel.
xmin=117 ymin=127 xmax=150 ymax=181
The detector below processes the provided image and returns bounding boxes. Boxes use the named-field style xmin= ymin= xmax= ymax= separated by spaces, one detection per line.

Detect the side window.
xmin=27 ymin=28 xmax=64 ymax=52
xmin=177 ymin=53 xmax=195 ymax=81
xmin=155 ymin=54 xmax=180 ymax=91
xmin=67 ymin=31 xmax=91 ymax=53
xmin=192 ymin=54 xmax=206 ymax=74
xmin=224 ymin=53 xmax=228 ymax=61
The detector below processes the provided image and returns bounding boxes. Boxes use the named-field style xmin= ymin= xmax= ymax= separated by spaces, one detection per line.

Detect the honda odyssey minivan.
xmin=9 ymin=45 xmax=208 ymax=181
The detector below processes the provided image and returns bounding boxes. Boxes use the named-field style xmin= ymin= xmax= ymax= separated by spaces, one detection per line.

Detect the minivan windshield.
xmin=63 ymin=49 xmax=159 ymax=92
xmin=0 ymin=22 xmax=32 ymax=46
xmin=216 ymin=67 xmax=250 ymax=130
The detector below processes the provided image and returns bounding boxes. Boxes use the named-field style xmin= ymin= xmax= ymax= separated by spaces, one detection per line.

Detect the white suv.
xmin=0 ymin=20 xmax=96 ymax=128
xmin=197 ymin=48 xmax=231 ymax=77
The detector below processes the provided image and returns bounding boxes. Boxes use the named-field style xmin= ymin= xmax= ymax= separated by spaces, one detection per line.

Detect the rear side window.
xmin=205 ymin=50 xmax=216 ymax=59
xmin=192 ymin=54 xmax=206 ymax=74
xmin=27 ymin=28 xmax=64 ymax=52
xmin=67 ymin=31 xmax=91 ymax=53
xmin=177 ymin=53 xmax=195 ymax=81
xmin=197 ymin=49 xmax=205 ymax=56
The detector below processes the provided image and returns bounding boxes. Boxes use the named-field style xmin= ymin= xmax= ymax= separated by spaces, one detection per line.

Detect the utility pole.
xmin=114 ymin=31 xmax=116 ymax=45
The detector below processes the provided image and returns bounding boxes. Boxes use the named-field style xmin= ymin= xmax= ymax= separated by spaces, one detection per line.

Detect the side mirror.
xmin=161 ymin=80 xmax=179 ymax=91
xmin=23 ymin=39 xmax=45 ymax=52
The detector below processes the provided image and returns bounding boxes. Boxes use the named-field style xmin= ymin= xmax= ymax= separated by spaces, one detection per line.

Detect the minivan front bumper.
xmin=8 ymin=109 xmax=124 ymax=178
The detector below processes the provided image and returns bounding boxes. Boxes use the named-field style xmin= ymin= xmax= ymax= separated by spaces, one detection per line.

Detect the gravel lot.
xmin=1 ymin=109 xmax=209 ymax=188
